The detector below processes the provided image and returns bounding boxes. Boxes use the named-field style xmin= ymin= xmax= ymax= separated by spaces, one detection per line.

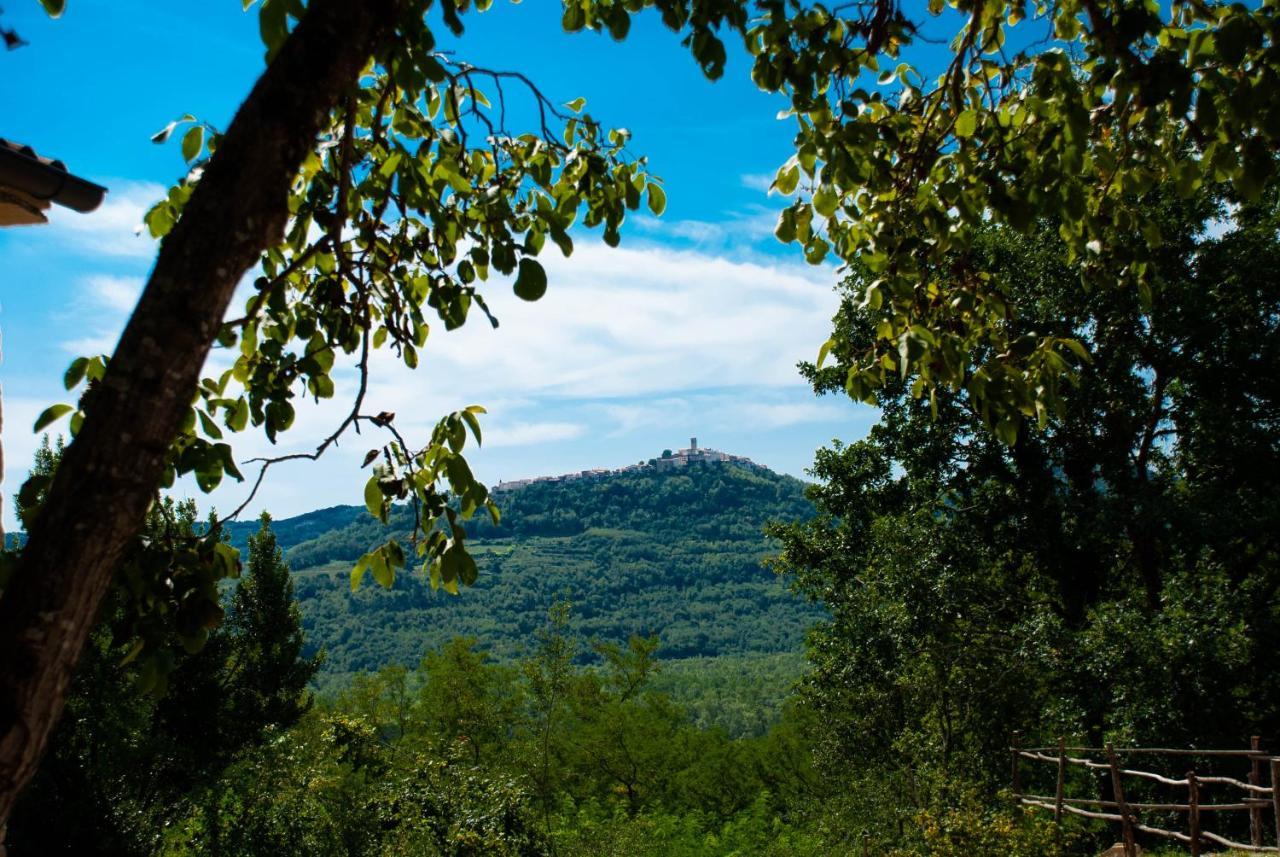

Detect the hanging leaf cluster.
xmin=40 ymin=0 xmax=661 ymax=670
xmin=569 ymin=0 xmax=1280 ymax=440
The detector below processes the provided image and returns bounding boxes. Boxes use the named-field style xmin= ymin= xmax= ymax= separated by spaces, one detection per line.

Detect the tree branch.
xmin=0 ymin=0 xmax=398 ymax=824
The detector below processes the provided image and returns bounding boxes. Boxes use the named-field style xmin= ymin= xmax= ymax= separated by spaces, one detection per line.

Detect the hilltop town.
xmin=492 ymin=438 xmax=762 ymax=493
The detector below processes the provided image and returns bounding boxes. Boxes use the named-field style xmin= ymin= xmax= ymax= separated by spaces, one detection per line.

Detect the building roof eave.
xmin=0 ymin=138 xmax=107 ymax=215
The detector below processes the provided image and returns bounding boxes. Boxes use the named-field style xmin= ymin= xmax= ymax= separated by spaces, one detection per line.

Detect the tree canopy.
xmin=769 ymin=184 xmax=1280 ymax=849
xmin=7 ymin=501 xmax=319 ymax=855
xmin=4 ymin=0 xmax=1280 ymax=827
xmin=561 ymin=0 xmax=1280 ymax=436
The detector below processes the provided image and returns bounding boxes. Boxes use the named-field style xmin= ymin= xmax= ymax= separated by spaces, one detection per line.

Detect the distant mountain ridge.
xmin=225 ymin=457 xmax=822 ymax=692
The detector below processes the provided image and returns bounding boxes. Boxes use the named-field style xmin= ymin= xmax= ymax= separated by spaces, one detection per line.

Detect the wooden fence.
xmin=1011 ymin=736 xmax=1280 ymax=855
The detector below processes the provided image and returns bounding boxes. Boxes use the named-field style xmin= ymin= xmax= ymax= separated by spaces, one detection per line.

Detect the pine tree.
xmin=223 ymin=512 xmax=321 ymax=746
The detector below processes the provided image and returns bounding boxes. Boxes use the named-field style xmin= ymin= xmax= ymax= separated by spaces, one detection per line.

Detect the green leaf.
xmin=384 ymin=539 xmax=406 ymax=571
xmin=33 ymin=404 xmax=73 ymax=432
xmin=350 ymin=554 xmax=370 ymax=591
xmin=1216 ymin=15 xmax=1249 ymax=66
xmin=369 ymin=549 xmax=393 ymax=588
xmin=549 ymin=227 xmax=574 ymax=257
xmin=457 ymin=549 xmax=478 ymax=587
xmin=197 ymin=409 xmax=223 ymax=440
xmin=646 ymin=183 xmax=667 ymax=216
xmin=39 ymin=0 xmax=65 ymax=18
xmin=774 ymin=163 xmax=800 ymax=195
xmin=513 ymin=257 xmax=548 ymax=302
xmin=364 ymin=476 xmax=383 ymax=519
xmin=460 ymin=409 xmax=483 ymax=446
xmin=64 ymin=357 xmax=89 ymax=391
xmin=993 ymin=415 xmax=1020 ymax=446
xmin=143 ymin=201 xmax=175 ymax=237
xmin=258 ymin=0 xmax=290 ymax=55
xmin=812 ymin=186 xmax=839 ymax=218
xmin=215 ymin=443 xmax=244 ymax=481
xmin=228 ymin=397 xmax=250 ymax=432
xmin=378 ymin=151 xmax=403 ymax=178
xmin=119 ymin=638 xmax=146 ymax=667
xmin=775 ymin=209 xmax=797 ymax=243
xmin=213 ymin=541 xmax=242 ymax=579
xmin=816 ymin=338 xmax=836 ymax=370
xmin=1059 ymin=338 xmax=1091 ymax=363
xmin=150 ymin=114 xmax=194 ymax=146
xmin=954 ymin=110 xmax=978 ymax=138
xmin=181 ymin=125 xmax=204 ymax=162
xmin=804 ymin=236 xmax=830 ymax=264
xmin=195 ymin=467 xmax=222 ymax=493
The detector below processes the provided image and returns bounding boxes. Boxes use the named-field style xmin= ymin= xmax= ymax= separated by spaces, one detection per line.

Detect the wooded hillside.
xmin=226 ymin=462 xmax=820 ymax=691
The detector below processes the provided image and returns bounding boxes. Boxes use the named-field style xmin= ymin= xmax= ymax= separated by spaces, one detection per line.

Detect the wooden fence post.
xmin=1011 ymin=731 xmax=1022 ymax=796
xmin=1106 ymin=743 xmax=1137 ymax=857
xmin=1187 ymin=770 xmax=1201 ymax=857
xmin=1251 ymin=735 xmax=1263 ymax=847
xmin=1270 ymin=758 xmax=1280 ymax=850
xmin=1054 ymin=736 xmax=1066 ymax=824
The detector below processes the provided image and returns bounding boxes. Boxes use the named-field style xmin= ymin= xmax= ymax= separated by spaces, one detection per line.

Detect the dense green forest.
xmin=224 ymin=463 xmax=821 ymax=700
xmin=6 ymin=0 xmax=1280 ymax=851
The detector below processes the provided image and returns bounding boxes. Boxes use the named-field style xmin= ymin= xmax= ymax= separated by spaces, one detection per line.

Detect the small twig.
xmin=218 ymin=324 xmax=372 ymax=524
xmin=222 ymin=236 xmax=330 ymax=329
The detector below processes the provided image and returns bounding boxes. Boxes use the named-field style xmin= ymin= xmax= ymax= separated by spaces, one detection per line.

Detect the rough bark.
xmin=0 ymin=0 xmax=395 ymax=823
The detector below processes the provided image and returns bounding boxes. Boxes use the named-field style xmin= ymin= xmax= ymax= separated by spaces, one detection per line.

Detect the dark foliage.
xmin=770 ymin=189 xmax=1280 ymax=850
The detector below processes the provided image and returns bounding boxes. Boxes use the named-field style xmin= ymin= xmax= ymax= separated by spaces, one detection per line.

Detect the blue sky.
xmin=1 ymin=0 xmax=878 ymax=530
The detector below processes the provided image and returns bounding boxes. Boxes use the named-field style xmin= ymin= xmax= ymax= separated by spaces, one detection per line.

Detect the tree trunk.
xmin=0 ymin=0 xmax=395 ymax=824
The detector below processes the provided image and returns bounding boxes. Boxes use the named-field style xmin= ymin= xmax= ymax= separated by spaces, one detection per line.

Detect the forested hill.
xmin=227 ymin=462 xmax=821 ymax=690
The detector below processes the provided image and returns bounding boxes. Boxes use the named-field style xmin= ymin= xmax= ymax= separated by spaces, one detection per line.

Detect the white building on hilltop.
xmin=494 ymin=439 xmax=759 ymax=491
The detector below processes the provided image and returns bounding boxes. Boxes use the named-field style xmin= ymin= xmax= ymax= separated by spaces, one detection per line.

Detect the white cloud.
xmin=393 ymin=241 xmax=840 ymax=400
xmin=740 ymin=172 xmax=776 ymax=193
xmin=735 ymin=400 xmax=847 ymax=429
xmin=594 ymin=393 xmax=848 ymax=436
xmin=195 ymin=239 xmax=842 ymax=464
xmin=45 ymin=180 xmax=164 ymax=260
xmin=82 ymin=274 xmax=143 ymax=313
xmin=56 ymin=275 xmax=144 ymax=354
xmin=632 ymin=206 xmax=779 ymax=250
xmin=167 ymin=239 xmax=846 ymax=521
xmin=485 ymin=421 xmax=585 ymax=448
xmin=4 ymin=222 xmax=855 ymax=530
xmin=597 ymin=397 xmax=694 ymax=436
xmin=60 ymin=334 xmax=120 ymax=356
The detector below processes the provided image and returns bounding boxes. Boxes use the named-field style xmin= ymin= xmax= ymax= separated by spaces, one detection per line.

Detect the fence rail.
xmin=1011 ymin=735 xmax=1280 ymax=856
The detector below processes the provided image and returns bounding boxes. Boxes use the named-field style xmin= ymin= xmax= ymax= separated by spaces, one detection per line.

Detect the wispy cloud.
xmin=631 ymin=206 xmax=780 ymax=252
xmin=485 ymin=421 xmax=585 ymax=448
xmin=5 ymin=205 xmax=858 ymax=530
xmin=735 ymin=400 xmax=847 ymax=429
xmin=594 ymin=393 xmax=849 ymax=436
xmin=57 ymin=275 xmax=144 ymax=354
xmin=45 ymin=180 xmax=164 ymax=260
xmin=83 ymin=274 xmax=143 ymax=313
xmin=739 ymin=172 xmax=776 ymax=193
xmin=381 ymin=240 xmax=840 ymax=401
xmin=60 ymin=334 xmax=120 ymax=356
